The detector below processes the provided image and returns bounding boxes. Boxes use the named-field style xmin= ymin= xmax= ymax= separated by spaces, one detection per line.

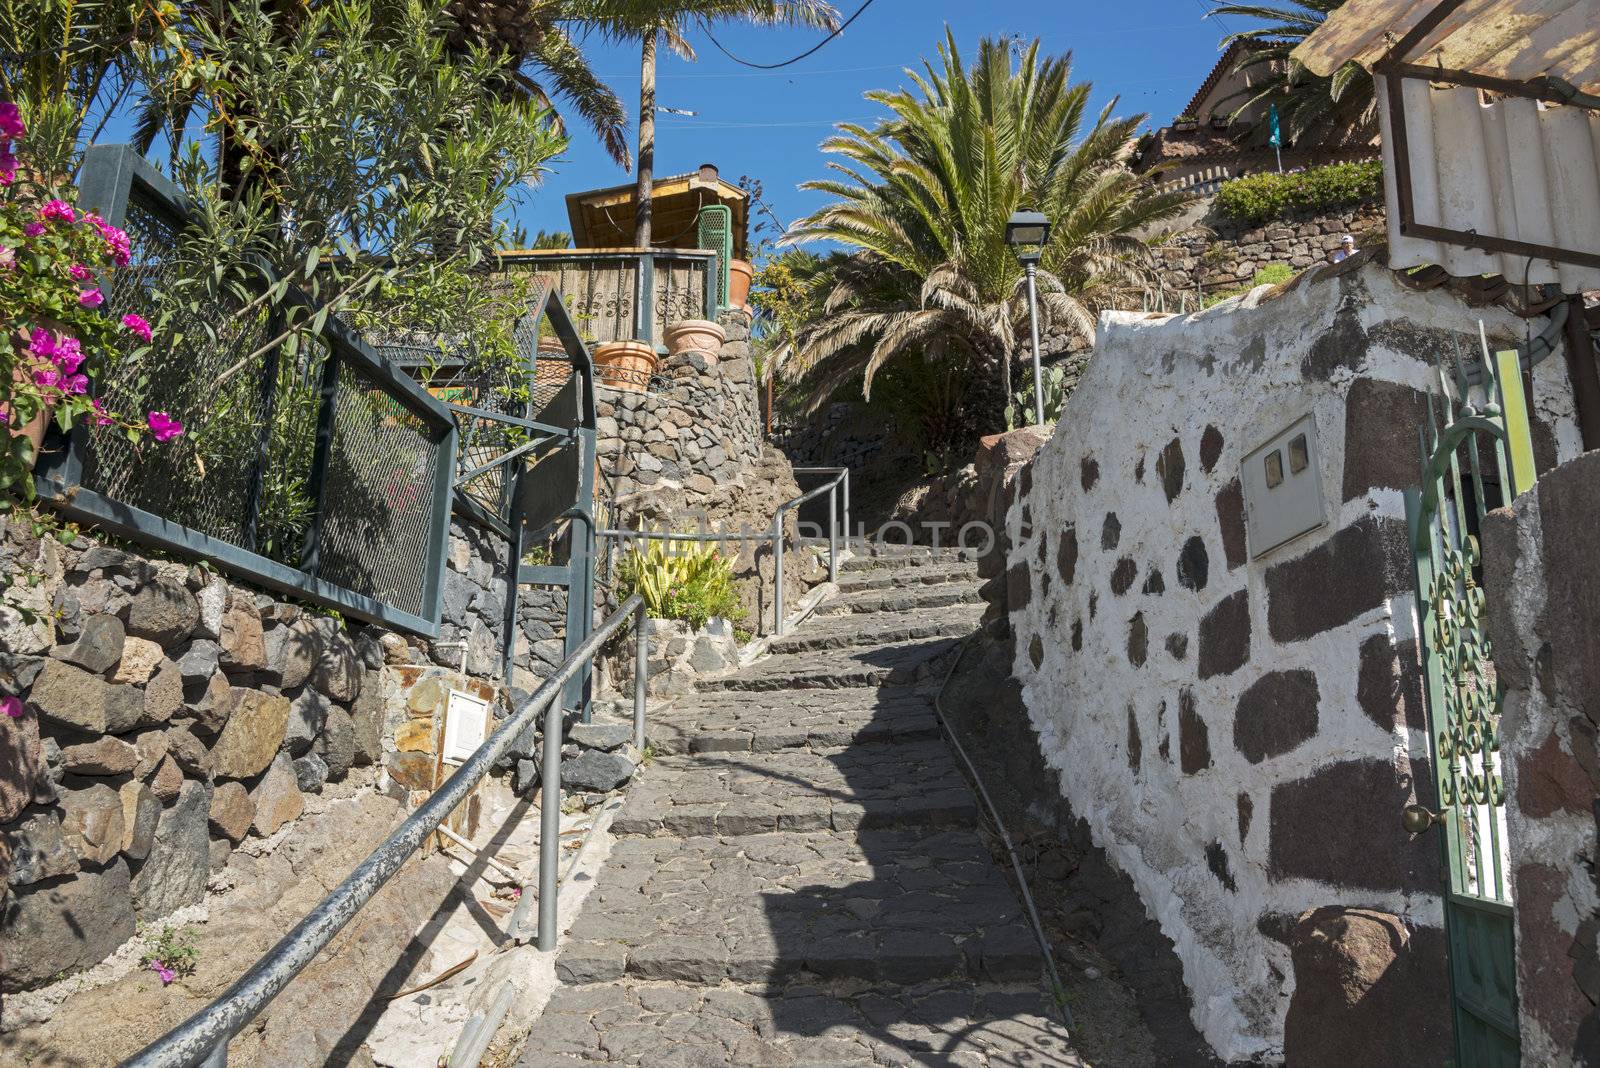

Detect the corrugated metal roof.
xmin=1292 ymin=0 xmax=1600 ymax=96
xmin=1374 ymin=78 xmax=1600 ymax=290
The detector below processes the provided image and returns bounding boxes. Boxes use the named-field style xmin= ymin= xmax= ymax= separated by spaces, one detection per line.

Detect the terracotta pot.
xmin=728 ymin=259 xmax=754 ymax=310
xmin=592 ymin=340 xmax=659 ymax=393
xmin=663 ymin=319 xmax=726 ymax=363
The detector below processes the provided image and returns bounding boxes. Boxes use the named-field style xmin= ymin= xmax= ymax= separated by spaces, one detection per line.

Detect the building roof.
xmin=1293 ymin=0 xmax=1600 ymax=96
xmin=565 ymin=168 xmax=750 ymax=258
xmin=1180 ymin=40 xmax=1264 ymax=120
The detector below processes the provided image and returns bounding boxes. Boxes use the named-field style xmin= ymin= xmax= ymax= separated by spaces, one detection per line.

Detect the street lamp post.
xmin=1005 ymin=208 xmax=1052 ymax=427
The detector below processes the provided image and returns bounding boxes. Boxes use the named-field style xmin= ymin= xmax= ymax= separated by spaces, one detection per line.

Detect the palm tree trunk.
xmin=633 ymin=28 xmax=656 ymax=249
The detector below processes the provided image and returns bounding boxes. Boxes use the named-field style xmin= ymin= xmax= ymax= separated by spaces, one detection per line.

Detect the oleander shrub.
xmin=1214 ymin=161 xmax=1382 ymax=225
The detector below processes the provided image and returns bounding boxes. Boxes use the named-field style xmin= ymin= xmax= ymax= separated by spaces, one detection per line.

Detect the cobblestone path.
xmin=516 ymin=549 xmax=1083 ymax=1067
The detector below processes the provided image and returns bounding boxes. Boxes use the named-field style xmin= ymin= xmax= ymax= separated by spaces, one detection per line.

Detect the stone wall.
xmin=0 ymin=508 xmax=553 ymax=994
xmin=991 ymin=260 xmax=1581 ymax=1061
xmin=1153 ymin=201 xmax=1386 ymax=304
xmin=1483 ymin=452 xmax=1600 ymax=1065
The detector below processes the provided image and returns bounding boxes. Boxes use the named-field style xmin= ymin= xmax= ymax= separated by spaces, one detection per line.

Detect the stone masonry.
xmin=992 ymin=259 xmax=1581 ymax=1061
xmin=514 ymin=548 xmax=1086 ymax=1066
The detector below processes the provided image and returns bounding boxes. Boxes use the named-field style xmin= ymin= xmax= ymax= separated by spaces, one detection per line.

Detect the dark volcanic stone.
xmin=1100 ymin=513 xmax=1120 ymax=551
xmin=1268 ymin=759 xmax=1437 ymax=892
xmin=1302 ymin=307 xmax=1369 ymax=380
xmin=1005 ymin=562 xmax=1032 ymax=612
xmin=1198 ymin=590 xmax=1250 ymax=679
xmin=1265 ymin=517 xmax=1410 ymax=643
xmin=1156 ymin=436 xmax=1185 ymax=503
xmin=1127 ymin=707 xmax=1142 ymax=771
xmin=1199 ymin=425 xmax=1224 ymax=473
xmin=1080 ymin=456 xmax=1099 ymax=492
xmin=55 ymin=613 xmax=125 ymax=674
xmin=1028 ymin=635 xmax=1044 ymax=670
xmin=1 ymin=858 xmax=135 ymax=992
xmin=1356 ymin=635 xmax=1427 ymax=734
xmin=1070 ymin=619 xmax=1083 ymax=652
xmin=1110 ymin=557 xmax=1138 ymax=596
xmin=1177 ymin=536 xmax=1209 ymax=592
xmin=1056 ymin=527 xmax=1078 ymax=586
xmin=1216 ymin=479 xmax=1247 ymax=570
xmin=1237 ymin=792 xmax=1254 ymax=842
xmin=124 ymin=580 xmax=198 ymax=644
xmin=1205 ymin=841 xmax=1237 ymax=892
xmin=1127 ymin=613 xmax=1148 ymax=667
xmin=1342 ymin=379 xmax=1429 ymax=502
xmin=1165 ymin=632 xmax=1188 ymax=660
xmin=1234 ymin=669 xmax=1321 ymax=763
xmin=1141 ymin=569 xmax=1165 ymax=595
xmin=1179 ymin=688 xmax=1211 ymax=774
xmin=1282 ymin=908 xmax=1451 ymax=1068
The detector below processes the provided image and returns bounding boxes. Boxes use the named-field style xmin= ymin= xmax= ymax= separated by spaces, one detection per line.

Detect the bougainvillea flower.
xmin=78 ymin=288 xmax=103 ymax=308
xmin=27 ymin=327 xmax=55 ymax=359
xmin=147 ymin=411 xmax=184 ymax=442
xmin=33 ymin=368 xmax=60 ymax=389
xmin=122 ymin=313 xmax=152 ymax=343
xmin=40 ymin=199 xmax=75 ymax=224
xmin=91 ymin=398 xmax=113 ymax=426
xmin=1 ymin=695 xmax=22 ymax=718
xmin=23 ymin=222 xmax=44 ymax=238
xmin=0 ymin=102 xmax=23 ymax=140
xmin=69 ymin=263 xmax=92 ymax=281
xmin=91 ymin=217 xmax=131 ymax=266
xmin=61 ymin=373 xmax=87 ymax=395
xmin=0 ymin=146 xmax=15 ymax=187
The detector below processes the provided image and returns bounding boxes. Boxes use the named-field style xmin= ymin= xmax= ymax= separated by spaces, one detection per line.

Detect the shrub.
xmin=1214 ymin=161 xmax=1383 ymax=225
xmin=617 ymin=541 xmax=745 ymax=630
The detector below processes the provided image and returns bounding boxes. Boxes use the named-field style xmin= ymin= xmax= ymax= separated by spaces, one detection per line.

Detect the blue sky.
xmin=514 ymin=0 xmax=1237 ymax=247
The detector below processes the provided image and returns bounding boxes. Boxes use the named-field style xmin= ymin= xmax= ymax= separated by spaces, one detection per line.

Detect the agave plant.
xmin=781 ymin=31 xmax=1191 ymax=428
xmin=1206 ymin=0 xmax=1376 ymax=146
xmin=617 ymin=538 xmax=744 ymax=628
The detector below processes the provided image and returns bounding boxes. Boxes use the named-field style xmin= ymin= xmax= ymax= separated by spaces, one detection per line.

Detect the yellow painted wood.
xmin=1494 ymin=349 xmax=1536 ymax=497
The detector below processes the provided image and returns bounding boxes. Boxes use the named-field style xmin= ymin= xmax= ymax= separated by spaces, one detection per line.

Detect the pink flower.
xmin=52 ymin=335 xmax=82 ymax=373
xmin=23 ymin=222 xmax=43 ymax=238
xmin=69 ymin=263 xmax=92 ymax=281
xmin=32 ymin=368 xmax=59 ymax=389
xmin=0 ymin=245 xmax=12 ymax=271
xmin=0 ymin=102 xmax=23 ymax=140
xmin=147 ymin=411 xmax=183 ymax=442
xmin=0 ymin=146 xmax=15 ymax=187
xmin=27 ymin=327 xmax=55 ymax=359
xmin=91 ymin=398 xmax=113 ymax=426
xmin=0 ymin=696 xmax=23 ymax=719
xmin=78 ymin=288 xmax=103 ymax=308
xmin=91 ymin=218 xmax=131 ymax=267
xmin=122 ymin=313 xmax=152 ymax=343
xmin=61 ymin=373 xmax=87 ymax=395
xmin=39 ymin=199 xmax=75 ymax=224
xmin=148 ymin=960 xmax=176 ymax=985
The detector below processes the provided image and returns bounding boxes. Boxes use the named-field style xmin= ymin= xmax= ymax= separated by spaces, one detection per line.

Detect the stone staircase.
xmin=515 ymin=549 xmax=1082 ymax=1067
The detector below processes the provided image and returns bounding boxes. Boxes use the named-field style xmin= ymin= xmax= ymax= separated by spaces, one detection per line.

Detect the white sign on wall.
xmin=1241 ymin=414 xmax=1326 ymax=559
xmin=441 ymin=689 xmax=490 ymax=766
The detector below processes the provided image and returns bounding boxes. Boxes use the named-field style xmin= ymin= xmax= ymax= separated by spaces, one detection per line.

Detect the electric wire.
xmin=934 ymin=628 xmax=1076 ymax=1032
xmin=700 ymin=0 xmax=879 ymax=70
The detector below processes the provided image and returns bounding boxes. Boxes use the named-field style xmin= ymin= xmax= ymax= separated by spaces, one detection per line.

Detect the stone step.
xmin=555 ymin=829 xmax=1041 ymax=990
xmin=834 ymin=562 xmax=979 ymax=594
xmin=517 ymin=979 xmax=1079 ymax=1067
xmin=644 ymin=687 xmax=940 ymax=757
xmin=612 ymin=739 xmax=977 ymax=838
xmin=697 ymin=637 xmax=958 ymax=692
xmin=818 ymin=583 xmax=985 ymax=618
xmin=838 ymin=547 xmax=976 ymax=573
xmin=766 ymin=605 xmax=983 ymax=654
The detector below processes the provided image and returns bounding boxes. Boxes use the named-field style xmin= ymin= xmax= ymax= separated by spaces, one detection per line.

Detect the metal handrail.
xmin=122 ymin=595 xmax=650 ymax=1068
xmin=596 ymin=466 xmax=849 ymax=636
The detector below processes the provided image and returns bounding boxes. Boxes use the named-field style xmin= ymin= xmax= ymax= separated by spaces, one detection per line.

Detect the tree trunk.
xmin=633 ymin=29 xmax=657 ymax=249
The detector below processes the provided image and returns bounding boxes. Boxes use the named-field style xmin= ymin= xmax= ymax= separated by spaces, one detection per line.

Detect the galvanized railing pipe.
xmin=121 ymin=593 xmax=647 ymax=1068
xmin=596 ymin=467 xmax=849 ymax=638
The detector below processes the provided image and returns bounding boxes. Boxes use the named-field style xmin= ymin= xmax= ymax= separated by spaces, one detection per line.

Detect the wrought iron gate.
xmin=1403 ymin=346 xmax=1536 ymax=1067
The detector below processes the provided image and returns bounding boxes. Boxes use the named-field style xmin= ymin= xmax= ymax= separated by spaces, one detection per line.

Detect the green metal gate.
xmin=1403 ymin=347 xmax=1536 ymax=1068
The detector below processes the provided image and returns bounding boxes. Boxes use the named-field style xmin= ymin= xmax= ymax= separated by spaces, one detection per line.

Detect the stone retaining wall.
xmin=1484 ymin=452 xmax=1600 ymax=1065
xmin=988 ymin=260 xmax=1581 ymax=1061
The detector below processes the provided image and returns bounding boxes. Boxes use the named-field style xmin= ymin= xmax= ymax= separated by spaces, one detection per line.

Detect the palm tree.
xmin=782 ymin=30 xmax=1191 ymax=425
xmin=581 ymin=0 xmax=839 ymax=248
xmin=1205 ymin=0 xmax=1374 ymax=145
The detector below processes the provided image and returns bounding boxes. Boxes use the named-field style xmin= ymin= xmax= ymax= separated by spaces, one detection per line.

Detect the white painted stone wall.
xmin=1002 ymin=261 xmax=1580 ymax=1061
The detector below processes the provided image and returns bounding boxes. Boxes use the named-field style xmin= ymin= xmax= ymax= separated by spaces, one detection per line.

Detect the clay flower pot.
xmin=592 ymin=340 xmax=658 ymax=393
xmin=663 ymin=319 xmax=726 ymax=364
xmin=727 ymin=258 xmax=754 ymax=310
